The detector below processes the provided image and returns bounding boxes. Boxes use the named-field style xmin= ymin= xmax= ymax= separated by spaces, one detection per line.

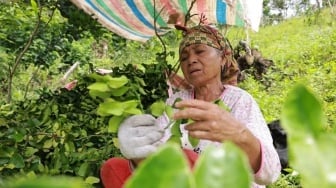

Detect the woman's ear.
xmin=221 ymin=55 xmax=227 ymax=66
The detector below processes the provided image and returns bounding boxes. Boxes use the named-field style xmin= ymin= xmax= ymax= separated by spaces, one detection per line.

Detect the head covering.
xmin=178 ymin=24 xmax=229 ymax=54
xmin=176 ymin=23 xmax=240 ymax=84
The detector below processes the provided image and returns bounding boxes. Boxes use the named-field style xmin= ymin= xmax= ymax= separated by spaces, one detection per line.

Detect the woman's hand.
xmin=173 ymin=99 xmax=262 ymax=172
xmin=173 ymin=99 xmax=246 ymax=143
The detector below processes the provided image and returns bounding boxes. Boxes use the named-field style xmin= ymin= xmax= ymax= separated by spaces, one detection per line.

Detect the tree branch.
xmin=7 ymin=1 xmax=43 ymax=103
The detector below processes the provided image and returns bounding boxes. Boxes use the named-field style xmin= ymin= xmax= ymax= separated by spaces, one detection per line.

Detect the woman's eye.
xmin=180 ymin=56 xmax=187 ymax=61
xmin=196 ymin=50 xmax=204 ymax=54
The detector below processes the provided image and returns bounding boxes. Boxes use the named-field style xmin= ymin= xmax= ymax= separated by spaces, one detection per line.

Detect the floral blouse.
xmin=157 ymin=85 xmax=281 ymax=188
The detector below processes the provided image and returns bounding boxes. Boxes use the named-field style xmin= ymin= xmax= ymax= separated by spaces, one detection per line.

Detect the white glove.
xmin=118 ymin=114 xmax=164 ymax=159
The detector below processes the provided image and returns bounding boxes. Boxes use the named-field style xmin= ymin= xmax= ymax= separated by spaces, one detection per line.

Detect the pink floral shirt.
xmin=157 ymin=85 xmax=281 ymax=187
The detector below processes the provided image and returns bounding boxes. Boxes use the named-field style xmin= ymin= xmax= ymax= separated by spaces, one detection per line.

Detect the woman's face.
xmin=180 ymin=44 xmax=223 ymax=87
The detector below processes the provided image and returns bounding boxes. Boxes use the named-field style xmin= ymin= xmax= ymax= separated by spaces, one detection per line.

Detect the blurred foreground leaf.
xmin=125 ymin=144 xmax=194 ymax=188
xmin=4 ymin=176 xmax=88 ymax=188
xmin=281 ymin=84 xmax=336 ymax=188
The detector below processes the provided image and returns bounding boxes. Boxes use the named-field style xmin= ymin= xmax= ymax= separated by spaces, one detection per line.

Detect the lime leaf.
xmin=97 ymin=101 xmax=124 ymax=116
xmin=88 ymin=90 xmax=111 ymax=99
xmin=281 ymin=84 xmax=335 ymax=187
xmin=124 ymin=108 xmax=142 ymax=115
xmin=85 ymin=176 xmax=100 ymax=184
xmin=123 ymin=100 xmax=139 ymax=109
xmin=171 ymin=120 xmax=182 ymax=137
xmin=87 ymin=82 xmax=110 ymax=92
xmin=125 ymin=144 xmax=194 ymax=188
xmin=167 ymin=135 xmax=182 ymax=145
xmin=78 ymin=163 xmax=89 ymax=177
xmin=108 ymin=116 xmax=125 ymax=133
xmin=10 ymin=153 xmax=25 ymax=168
xmin=165 ymin=105 xmax=174 ymax=119
xmin=106 ymin=75 xmax=129 ymax=88
xmin=281 ymin=84 xmax=325 ymax=138
xmin=173 ymin=98 xmax=182 ymax=108
xmin=110 ymin=86 xmax=129 ymax=97
xmin=43 ymin=139 xmax=53 ymax=149
xmin=150 ymin=100 xmax=166 ymax=117
xmin=194 ymin=142 xmax=252 ymax=188
xmin=30 ymin=0 xmax=38 ymax=13
xmin=188 ymin=135 xmax=199 ymax=148
xmin=113 ymin=138 xmax=120 ymax=148
xmin=214 ymin=99 xmax=231 ymax=112
xmin=24 ymin=147 xmax=38 ymax=157
xmin=7 ymin=176 xmax=87 ymax=188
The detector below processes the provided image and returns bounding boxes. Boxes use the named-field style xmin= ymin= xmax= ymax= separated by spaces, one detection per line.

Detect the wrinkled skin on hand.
xmin=173 ymin=99 xmax=246 ymax=143
xmin=173 ymin=99 xmax=262 ymax=172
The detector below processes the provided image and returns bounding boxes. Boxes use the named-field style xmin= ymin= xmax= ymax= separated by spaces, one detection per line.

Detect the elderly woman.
xmin=101 ymin=24 xmax=281 ymax=188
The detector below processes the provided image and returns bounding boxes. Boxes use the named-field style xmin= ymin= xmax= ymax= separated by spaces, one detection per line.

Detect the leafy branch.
xmin=7 ymin=1 xmax=42 ymax=103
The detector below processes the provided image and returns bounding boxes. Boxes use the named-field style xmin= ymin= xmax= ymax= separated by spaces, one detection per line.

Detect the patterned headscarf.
xmin=176 ymin=24 xmax=240 ymax=85
xmin=178 ymin=24 xmax=229 ymax=55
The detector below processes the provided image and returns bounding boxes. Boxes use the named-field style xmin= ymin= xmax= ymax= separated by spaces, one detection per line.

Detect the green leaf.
xmin=65 ymin=141 xmax=75 ymax=153
xmin=193 ymin=142 xmax=252 ymax=188
xmin=88 ymin=90 xmax=111 ymax=99
xmin=134 ymin=76 xmax=146 ymax=86
xmin=24 ymin=147 xmax=38 ymax=157
xmin=7 ymin=176 xmax=87 ymax=188
xmin=214 ymin=99 xmax=231 ymax=112
xmin=43 ymin=139 xmax=53 ymax=149
xmin=40 ymin=106 xmax=51 ymax=124
xmin=30 ymin=0 xmax=38 ymax=13
xmin=288 ymin=134 xmax=336 ymax=188
xmin=164 ymin=105 xmax=174 ymax=119
xmin=123 ymin=100 xmax=139 ymax=110
xmin=85 ymin=176 xmax=100 ymax=184
xmin=9 ymin=132 xmax=25 ymax=142
xmin=281 ymin=84 xmax=336 ymax=187
xmin=124 ymin=108 xmax=142 ymax=115
xmin=167 ymin=135 xmax=181 ymax=145
xmin=10 ymin=153 xmax=25 ymax=168
xmin=172 ymin=98 xmax=182 ymax=108
xmin=97 ymin=101 xmax=124 ymax=116
xmin=125 ymin=144 xmax=194 ymax=188
xmin=106 ymin=75 xmax=129 ymax=89
xmin=171 ymin=120 xmax=182 ymax=137
xmin=108 ymin=116 xmax=125 ymax=133
xmin=281 ymin=84 xmax=325 ymax=138
xmin=87 ymin=82 xmax=110 ymax=92
xmin=150 ymin=100 xmax=166 ymax=117
xmin=97 ymin=100 xmax=141 ymax=116
xmin=110 ymin=86 xmax=129 ymax=97
xmin=188 ymin=135 xmax=199 ymax=148
xmin=78 ymin=162 xmax=89 ymax=177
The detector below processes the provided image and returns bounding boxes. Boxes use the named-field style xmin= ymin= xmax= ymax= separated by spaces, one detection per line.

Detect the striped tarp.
xmin=70 ymin=0 xmax=262 ymax=42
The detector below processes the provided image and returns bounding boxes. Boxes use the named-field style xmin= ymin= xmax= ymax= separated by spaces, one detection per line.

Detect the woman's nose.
xmin=187 ymin=53 xmax=197 ymax=65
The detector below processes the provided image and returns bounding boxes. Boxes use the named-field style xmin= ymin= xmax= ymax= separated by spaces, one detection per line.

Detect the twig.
xmin=23 ymin=67 xmax=40 ymax=99
xmin=153 ymin=0 xmax=167 ymax=55
xmin=184 ymin=0 xmax=197 ymax=26
xmin=7 ymin=0 xmax=42 ymax=103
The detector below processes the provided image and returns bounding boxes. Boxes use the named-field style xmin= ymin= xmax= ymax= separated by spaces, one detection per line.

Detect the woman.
xmin=100 ymin=24 xmax=281 ymax=188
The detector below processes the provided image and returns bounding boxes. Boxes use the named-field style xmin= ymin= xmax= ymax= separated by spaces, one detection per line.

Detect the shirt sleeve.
xmin=229 ymin=91 xmax=281 ymax=185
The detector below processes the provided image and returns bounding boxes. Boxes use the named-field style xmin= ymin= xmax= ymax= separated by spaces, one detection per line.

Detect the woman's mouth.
xmin=190 ymin=69 xmax=201 ymax=75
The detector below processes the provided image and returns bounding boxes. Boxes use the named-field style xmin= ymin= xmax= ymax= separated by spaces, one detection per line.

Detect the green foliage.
xmin=281 ymin=84 xmax=336 ymax=188
xmin=125 ymin=142 xmax=252 ymax=188
xmin=228 ymin=8 xmax=336 ymax=127
xmin=0 ymin=76 xmax=115 ymax=187
xmin=1 ymin=175 xmax=89 ymax=188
